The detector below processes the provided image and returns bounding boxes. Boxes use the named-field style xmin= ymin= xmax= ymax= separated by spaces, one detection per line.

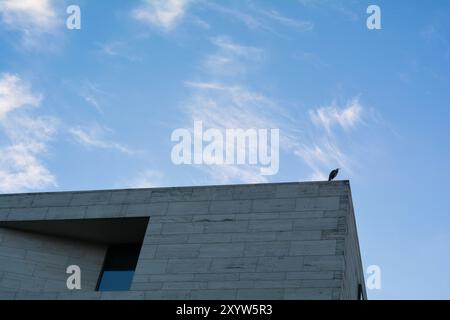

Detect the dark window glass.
xmin=97 ymin=244 xmax=142 ymax=291
xmin=357 ymin=284 xmax=364 ymax=300
xmin=98 ymin=271 xmax=135 ymax=291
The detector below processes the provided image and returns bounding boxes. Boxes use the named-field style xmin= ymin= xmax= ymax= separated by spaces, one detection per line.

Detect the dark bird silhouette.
xmin=328 ymin=168 xmax=339 ymax=181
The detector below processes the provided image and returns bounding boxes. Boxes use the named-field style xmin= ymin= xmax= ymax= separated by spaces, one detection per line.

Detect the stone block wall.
xmin=0 ymin=181 xmax=366 ymax=300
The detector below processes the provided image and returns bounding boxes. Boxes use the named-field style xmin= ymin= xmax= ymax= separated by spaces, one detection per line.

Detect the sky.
xmin=0 ymin=0 xmax=450 ymax=299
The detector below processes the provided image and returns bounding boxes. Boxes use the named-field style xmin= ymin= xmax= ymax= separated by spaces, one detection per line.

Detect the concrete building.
xmin=0 ymin=180 xmax=366 ymax=300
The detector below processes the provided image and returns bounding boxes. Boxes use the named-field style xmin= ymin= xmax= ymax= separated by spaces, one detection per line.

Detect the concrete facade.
xmin=0 ymin=181 xmax=366 ymax=300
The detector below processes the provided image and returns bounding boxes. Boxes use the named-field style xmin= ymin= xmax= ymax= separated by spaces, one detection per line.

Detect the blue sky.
xmin=1 ymin=0 xmax=450 ymax=299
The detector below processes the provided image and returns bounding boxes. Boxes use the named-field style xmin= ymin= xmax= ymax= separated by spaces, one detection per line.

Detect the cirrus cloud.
xmin=132 ymin=0 xmax=189 ymax=31
xmin=309 ymin=98 xmax=363 ymax=132
xmin=69 ymin=124 xmax=137 ymax=155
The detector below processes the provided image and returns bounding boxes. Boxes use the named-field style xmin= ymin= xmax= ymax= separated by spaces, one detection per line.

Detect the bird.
xmin=328 ymin=168 xmax=339 ymax=181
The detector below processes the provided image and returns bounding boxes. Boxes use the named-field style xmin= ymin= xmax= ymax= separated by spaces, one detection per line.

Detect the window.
xmin=97 ymin=243 xmax=142 ymax=291
xmin=357 ymin=283 xmax=364 ymax=300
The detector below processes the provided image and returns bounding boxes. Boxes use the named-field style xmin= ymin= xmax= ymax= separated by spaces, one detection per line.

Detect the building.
xmin=0 ymin=180 xmax=366 ymax=300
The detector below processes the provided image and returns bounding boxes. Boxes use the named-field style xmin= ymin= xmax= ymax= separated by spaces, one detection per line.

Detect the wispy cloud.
xmin=205 ymin=2 xmax=313 ymax=36
xmin=297 ymin=0 xmax=360 ymax=21
xmin=205 ymin=2 xmax=263 ymax=30
xmin=202 ymin=165 xmax=268 ymax=184
xmin=293 ymin=51 xmax=329 ymax=69
xmin=127 ymin=169 xmax=165 ymax=188
xmin=294 ymin=138 xmax=354 ymax=181
xmin=131 ymin=1 xmax=313 ymax=36
xmin=82 ymin=94 xmax=101 ymax=114
xmin=184 ymin=80 xmax=366 ymax=182
xmin=212 ymin=36 xmax=263 ymax=57
xmin=0 ymin=0 xmax=60 ymax=46
xmin=257 ymin=9 xmax=313 ymax=32
xmin=181 ymin=35 xmax=370 ymax=183
xmin=421 ymin=24 xmax=450 ymax=58
xmin=203 ymin=36 xmax=264 ymax=76
xmin=0 ymin=73 xmax=58 ymax=193
xmin=0 ymin=73 xmax=42 ymax=118
xmin=96 ymin=41 xmax=143 ymax=62
xmin=182 ymin=80 xmax=283 ymax=184
xmin=309 ymin=98 xmax=363 ymax=133
xmin=69 ymin=125 xmax=136 ymax=155
xmin=132 ymin=0 xmax=189 ymax=31
xmin=295 ymin=98 xmax=365 ymax=180
xmin=79 ymin=81 xmax=114 ymax=115
xmin=185 ymin=81 xmax=282 ymax=130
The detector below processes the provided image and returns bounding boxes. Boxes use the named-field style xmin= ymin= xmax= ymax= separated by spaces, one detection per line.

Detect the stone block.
xmin=166 ymin=258 xmax=211 ymax=273
xmin=46 ymin=206 xmax=87 ymax=220
xmin=167 ymin=201 xmax=210 ymax=215
xmin=70 ymin=191 xmax=111 ymax=206
xmin=209 ymin=258 xmax=258 ymax=273
xmin=209 ymin=200 xmax=252 ymax=214
xmin=199 ymin=243 xmax=244 ymax=258
xmin=244 ymin=242 xmax=290 ymax=257
xmin=252 ymin=199 xmax=296 ymax=213
xmin=289 ymin=240 xmax=337 ymax=256
xmin=295 ymin=197 xmax=340 ymax=211
xmin=237 ymin=288 xmax=284 ymax=299
xmin=302 ymin=255 xmax=344 ymax=271
xmin=7 ymin=207 xmax=48 ymax=221
xmin=32 ymin=193 xmax=73 ymax=207
xmin=256 ymin=256 xmax=304 ymax=272
xmin=155 ymin=244 xmax=200 ymax=259
xmin=0 ymin=195 xmax=34 ymax=208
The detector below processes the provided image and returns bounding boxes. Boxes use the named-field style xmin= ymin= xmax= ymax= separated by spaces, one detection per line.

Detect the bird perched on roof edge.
xmin=328 ymin=168 xmax=339 ymax=181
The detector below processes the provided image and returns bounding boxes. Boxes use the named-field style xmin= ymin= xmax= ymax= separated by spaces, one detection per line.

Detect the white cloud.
xmin=297 ymin=0 xmax=360 ymax=21
xmin=96 ymin=41 xmax=143 ymax=62
xmin=128 ymin=170 xmax=165 ymax=188
xmin=183 ymin=79 xmax=366 ymax=183
xmin=182 ymin=81 xmax=290 ymax=184
xmin=2 ymin=115 xmax=57 ymax=147
xmin=82 ymin=94 xmax=101 ymax=113
xmin=0 ymin=144 xmax=55 ymax=193
xmin=181 ymin=36 xmax=369 ymax=184
xmin=206 ymin=2 xmax=313 ymax=36
xmin=292 ymin=98 xmax=365 ymax=180
xmin=294 ymin=138 xmax=353 ymax=181
xmin=185 ymin=81 xmax=364 ymax=182
xmin=309 ymin=98 xmax=363 ymax=132
xmin=257 ymin=9 xmax=313 ymax=31
xmin=211 ymin=36 xmax=263 ymax=57
xmin=79 ymin=81 xmax=113 ymax=115
xmin=203 ymin=36 xmax=265 ymax=76
xmin=205 ymin=2 xmax=263 ymax=30
xmin=69 ymin=125 xmax=136 ymax=155
xmin=0 ymin=73 xmax=57 ymax=193
xmin=0 ymin=73 xmax=42 ymax=119
xmin=0 ymin=0 xmax=59 ymax=46
xmin=202 ymin=165 xmax=268 ymax=185
xmin=293 ymin=51 xmax=329 ymax=69
xmin=132 ymin=0 xmax=189 ymax=31
xmin=185 ymin=82 xmax=282 ymax=130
